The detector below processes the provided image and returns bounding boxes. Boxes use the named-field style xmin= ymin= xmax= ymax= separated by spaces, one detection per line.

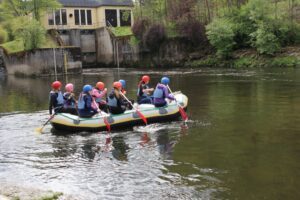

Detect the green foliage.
xmin=187 ymin=56 xmax=220 ymax=67
xmin=270 ymin=56 xmax=300 ymax=67
xmin=0 ymin=39 xmax=24 ymax=53
xmin=0 ymin=0 xmax=61 ymax=21
xmin=129 ymin=36 xmax=140 ymax=46
xmin=206 ymin=18 xmax=236 ymax=58
xmin=232 ymin=57 xmax=256 ymax=68
xmin=0 ymin=26 xmax=8 ymax=44
xmin=11 ymin=17 xmax=46 ymax=50
xmin=250 ymin=23 xmax=280 ymax=55
xmin=109 ymin=27 xmax=132 ymax=37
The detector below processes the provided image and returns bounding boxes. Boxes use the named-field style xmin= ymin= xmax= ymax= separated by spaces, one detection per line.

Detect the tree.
xmin=250 ymin=23 xmax=280 ymax=55
xmin=11 ymin=17 xmax=46 ymax=50
xmin=0 ymin=0 xmax=61 ymax=21
xmin=206 ymin=18 xmax=236 ymax=58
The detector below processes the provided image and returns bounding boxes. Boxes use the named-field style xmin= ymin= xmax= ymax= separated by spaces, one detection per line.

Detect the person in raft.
xmin=63 ymin=83 xmax=78 ymax=115
xmin=119 ymin=79 xmax=134 ymax=109
xmin=78 ymin=85 xmax=99 ymax=118
xmin=137 ymin=75 xmax=154 ymax=104
xmin=49 ymin=81 xmax=64 ymax=115
xmin=107 ymin=81 xmax=127 ymax=114
xmin=92 ymin=81 xmax=108 ymax=113
xmin=153 ymin=77 xmax=175 ymax=107
xmin=119 ymin=79 xmax=127 ymax=95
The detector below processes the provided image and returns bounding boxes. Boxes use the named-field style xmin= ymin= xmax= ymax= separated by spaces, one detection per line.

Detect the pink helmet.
xmin=65 ymin=83 xmax=74 ymax=92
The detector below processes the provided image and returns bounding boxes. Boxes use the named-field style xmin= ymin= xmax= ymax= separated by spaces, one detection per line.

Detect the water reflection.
xmin=157 ymin=131 xmax=176 ymax=159
xmin=111 ymin=135 xmax=129 ymax=161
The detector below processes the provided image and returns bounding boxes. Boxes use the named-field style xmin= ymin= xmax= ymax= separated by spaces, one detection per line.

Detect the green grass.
xmin=109 ymin=26 xmax=132 ymax=37
xmin=0 ymin=39 xmax=24 ymax=53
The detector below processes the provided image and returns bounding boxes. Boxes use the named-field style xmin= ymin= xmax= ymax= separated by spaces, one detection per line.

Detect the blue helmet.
xmin=119 ymin=79 xmax=126 ymax=88
xmin=83 ymin=84 xmax=92 ymax=92
xmin=161 ymin=77 xmax=170 ymax=85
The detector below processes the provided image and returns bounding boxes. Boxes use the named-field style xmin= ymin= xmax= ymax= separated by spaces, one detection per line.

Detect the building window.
xmin=105 ymin=9 xmax=117 ymax=27
xmin=120 ymin=10 xmax=131 ymax=26
xmin=75 ymin=10 xmax=80 ymax=25
xmin=48 ymin=9 xmax=67 ymax=25
xmin=74 ymin=9 xmax=92 ymax=25
xmin=61 ymin=9 xmax=67 ymax=25
xmin=87 ymin=10 xmax=92 ymax=25
xmin=80 ymin=10 xmax=86 ymax=25
xmin=48 ymin=12 xmax=54 ymax=25
xmin=55 ymin=10 xmax=61 ymax=25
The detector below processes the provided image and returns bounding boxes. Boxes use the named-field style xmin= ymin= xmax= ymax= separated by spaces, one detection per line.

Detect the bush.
xmin=177 ymin=20 xmax=207 ymax=46
xmin=250 ymin=23 xmax=280 ymax=55
xmin=131 ymin=18 xmax=149 ymax=40
xmin=233 ymin=57 xmax=256 ymax=68
xmin=270 ymin=56 xmax=300 ymax=67
xmin=0 ymin=27 xmax=8 ymax=44
xmin=144 ymin=24 xmax=166 ymax=52
xmin=206 ymin=18 xmax=236 ymax=58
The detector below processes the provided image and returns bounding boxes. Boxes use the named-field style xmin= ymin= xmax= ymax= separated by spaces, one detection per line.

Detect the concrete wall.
xmin=96 ymin=28 xmax=114 ymax=64
xmin=69 ymin=29 xmax=81 ymax=47
xmin=1 ymin=47 xmax=82 ymax=76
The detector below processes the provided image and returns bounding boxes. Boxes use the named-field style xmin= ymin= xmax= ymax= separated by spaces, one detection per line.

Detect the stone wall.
xmin=1 ymin=47 xmax=82 ymax=76
xmin=137 ymin=39 xmax=191 ymax=67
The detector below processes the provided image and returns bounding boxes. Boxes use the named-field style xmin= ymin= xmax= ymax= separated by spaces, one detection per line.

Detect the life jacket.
xmin=94 ymin=89 xmax=105 ymax=103
xmin=77 ymin=93 xmax=86 ymax=110
xmin=153 ymin=84 xmax=165 ymax=99
xmin=107 ymin=90 xmax=118 ymax=107
xmin=50 ymin=91 xmax=64 ymax=106
xmin=137 ymin=84 xmax=149 ymax=98
xmin=63 ymin=92 xmax=75 ymax=108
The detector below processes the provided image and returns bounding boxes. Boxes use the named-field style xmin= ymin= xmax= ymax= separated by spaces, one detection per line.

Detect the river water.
xmin=0 ymin=68 xmax=299 ymax=199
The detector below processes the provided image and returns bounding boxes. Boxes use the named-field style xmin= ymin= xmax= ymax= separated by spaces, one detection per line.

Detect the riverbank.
xmin=185 ymin=46 xmax=300 ymax=68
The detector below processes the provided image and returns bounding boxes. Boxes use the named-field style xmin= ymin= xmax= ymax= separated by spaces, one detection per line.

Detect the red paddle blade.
xmin=104 ymin=117 xmax=111 ymax=132
xmin=137 ymin=110 xmax=147 ymax=125
xmin=179 ymin=106 xmax=188 ymax=121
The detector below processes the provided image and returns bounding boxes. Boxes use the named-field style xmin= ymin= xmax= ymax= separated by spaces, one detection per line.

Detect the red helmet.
xmin=113 ymin=81 xmax=122 ymax=89
xmin=51 ymin=81 xmax=62 ymax=90
xmin=142 ymin=75 xmax=150 ymax=83
xmin=96 ymin=82 xmax=105 ymax=90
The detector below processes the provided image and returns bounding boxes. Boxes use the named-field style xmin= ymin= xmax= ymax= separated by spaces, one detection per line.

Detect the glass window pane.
xmin=120 ymin=10 xmax=131 ymax=26
xmin=75 ymin=10 xmax=79 ymax=25
xmin=105 ymin=9 xmax=117 ymax=27
xmin=87 ymin=10 xmax=92 ymax=25
xmin=48 ymin=12 xmax=54 ymax=25
xmin=61 ymin=9 xmax=67 ymax=25
xmin=80 ymin=10 xmax=86 ymax=25
xmin=55 ymin=10 xmax=61 ymax=25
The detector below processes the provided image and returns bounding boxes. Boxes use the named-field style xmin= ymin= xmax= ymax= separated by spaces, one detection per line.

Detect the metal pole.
xmin=116 ymin=39 xmax=120 ymax=79
xmin=53 ymin=48 xmax=57 ymax=80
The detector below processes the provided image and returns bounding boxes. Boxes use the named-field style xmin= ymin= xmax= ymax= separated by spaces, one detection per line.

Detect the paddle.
xmin=119 ymin=92 xmax=148 ymax=125
xmin=167 ymin=85 xmax=188 ymax=122
xmin=35 ymin=106 xmax=63 ymax=133
xmin=93 ymin=100 xmax=111 ymax=132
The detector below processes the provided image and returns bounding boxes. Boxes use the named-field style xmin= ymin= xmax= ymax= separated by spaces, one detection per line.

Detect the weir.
xmin=0 ymin=47 xmax=82 ymax=77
